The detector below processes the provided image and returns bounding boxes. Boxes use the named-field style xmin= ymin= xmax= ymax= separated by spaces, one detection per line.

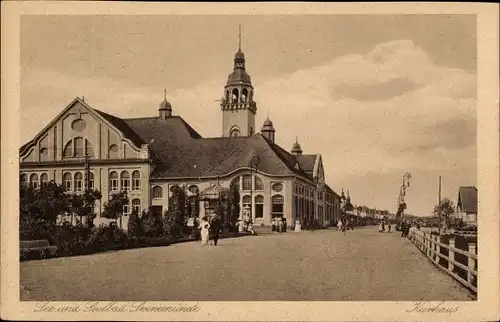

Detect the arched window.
xmin=109 ymin=171 xmax=118 ymax=192
xmin=132 ymin=170 xmax=141 ymax=191
xmin=20 ymin=173 xmax=28 ymax=186
xmin=85 ymin=139 xmax=94 ymax=157
xmin=74 ymin=137 xmax=84 ymax=157
xmin=230 ymin=126 xmax=240 ymax=138
xmin=40 ymin=173 xmax=48 ymax=185
xmin=242 ymin=195 xmax=252 ymax=214
xmin=188 ymin=185 xmax=199 ymax=194
xmin=74 ymin=172 xmax=83 ymax=192
xmin=230 ymin=176 xmax=240 ymax=191
xmin=63 ymin=141 xmax=73 ymax=158
xmin=242 ymin=175 xmax=252 ymax=191
xmin=132 ymin=198 xmax=141 ymax=214
xmin=120 ymin=171 xmax=130 ymax=191
xmin=152 ymin=186 xmax=163 ymax=199
xmin=109 ymin=144 xmax=119 ymax=159
xmin=232 ymin=88 xmax=239 ymax=103
xmin=40 ymin=148 xmax=49 ymax=161
xmin=242 ymin=88 xmax=248 ymax=102
xmin=271 ymin=195 xmax=284 ymax=218
xmin=225 ymin=90 xmax=230 ymax=102
xmin=29 ymin=173 xmax=39 ymax=189
xmin=89 ymin=172 xmax=94 ymax=190
xmin=63 ymin=172 xmax=72 ymax=191
xmin=255 ymin=195 xmax=264 ymax=218
xmin=254 ymin=176 xmax=264 ymax=191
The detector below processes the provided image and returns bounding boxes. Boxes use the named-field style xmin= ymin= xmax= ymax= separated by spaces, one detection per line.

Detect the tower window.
xmin=242 ymin=88 xmax=248 ymax=102
xmin=232 ymin=88 xmax=239 ymax=103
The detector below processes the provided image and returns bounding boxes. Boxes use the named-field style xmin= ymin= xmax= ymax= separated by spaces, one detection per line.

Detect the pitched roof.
xmin=93 ymin=109 xmax=147 ymax=147
xmin=296 ymin=155 xmax=317 ymax=174
xmin=457 ymin=186 xmax=478 ymax=213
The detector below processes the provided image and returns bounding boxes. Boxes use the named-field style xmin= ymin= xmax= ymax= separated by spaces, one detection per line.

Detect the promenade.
xmin=20 ymin=227 xmax=473 ymax=301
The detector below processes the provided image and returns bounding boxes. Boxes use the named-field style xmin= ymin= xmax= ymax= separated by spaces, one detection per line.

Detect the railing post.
xmin=435 ymin=236 xmax=441 ymax=265
xmin=426 ymin=233 xmax=430 ymax=257
xmin=448 ymin=238 xmax=455 ymax=273
xmin=467 ymin=243 xmax=477 ymax=287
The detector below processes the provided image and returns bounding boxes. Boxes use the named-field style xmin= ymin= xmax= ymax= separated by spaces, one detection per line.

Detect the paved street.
xmin=20 ymin=227 xmax=473 ymax=301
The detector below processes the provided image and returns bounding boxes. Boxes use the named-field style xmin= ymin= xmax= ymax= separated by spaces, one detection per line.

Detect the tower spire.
xmin=164 ymin=89 xmax=167 ymax=101
xmin=238 ymin=24 xmax=242 ymax=51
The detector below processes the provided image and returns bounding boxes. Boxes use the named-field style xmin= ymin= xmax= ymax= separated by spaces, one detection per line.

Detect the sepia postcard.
xmin=1 ymin=2 xmax=499 ymax=321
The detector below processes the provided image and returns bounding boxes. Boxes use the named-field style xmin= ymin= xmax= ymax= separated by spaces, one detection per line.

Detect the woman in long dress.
xmin=198 ymin=217 xmax=211 ymax=246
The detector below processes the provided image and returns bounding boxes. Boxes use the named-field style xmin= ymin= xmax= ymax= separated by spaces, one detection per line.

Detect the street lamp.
xmin=399 ymin=172 xmax=411 ymax=222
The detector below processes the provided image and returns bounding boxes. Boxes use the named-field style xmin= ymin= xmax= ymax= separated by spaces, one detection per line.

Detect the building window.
xmin=254 ymin=177 xmax=264 ymax=191
xmin=109 ymin=171 xmax=119 ymax=192
xmin=188 ymin=185 xmax=199 ymax=194
xmin=271 ymin=195 xmax=284 ymax=218
xmin=132 ymin=170 xmax=141 ymax=191
xmin=132 ymin=198 xmax=141 ymax=214
xmin=85 ymin=139 xmax=94 ymax=157
xmin=272 ymin=183 xmax=283 ymax=192
xmin=242 ymin=175 xmax=252 ymax=191
xmin=29 ymin=173 xmax=39 ymax=189
xmin=123 ymin=204 xmax=130 ymax=215
xmin=109 ymin=144 xmax=119 ymax=159
xmin=40 ymin=173 xmax=48 ymax=185
xmin=63 ymin=141 xmax=73 ymax=158
xmin=230 ymin=177 xmax=240 ymax=190
xmin=74 ymin=137 xmax=84 ymax=157
xmin=152 ymin=186 xmax=163 ymax=199
xmin=242 ymin=195 xmax=252 ymax=215
xmin=88 ymin=172 xmax=94 ymax=190
xmin=63 ymin=172 xmax=72 ymax=191
xmin=20 ymin=173 xmax=28 ymax=186
xmin=74 ymin=172 xmax=83 ymax=192
xmin=255 ymin=195 xmax=264 ymax=218
xmin=40 ymin=148 xmax=49 ymax=161
xmin=121 ymin=171 xmax=130 ymax=191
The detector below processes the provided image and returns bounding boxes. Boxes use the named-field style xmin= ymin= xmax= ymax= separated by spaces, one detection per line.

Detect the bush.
xmin=53 ymin=223 xmax=91 ymax=256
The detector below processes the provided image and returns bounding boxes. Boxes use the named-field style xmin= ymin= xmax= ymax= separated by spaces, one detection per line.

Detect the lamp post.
xmin=399 ymin=172 xmax=411 ymax=222
xmin=249 ymin=156 xmax=260 ymax=226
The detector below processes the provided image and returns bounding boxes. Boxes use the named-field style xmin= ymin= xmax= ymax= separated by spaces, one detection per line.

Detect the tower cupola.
xmin=261 ymin=117 xmax=275 ymax=143
xmin=159 ymin=90 xmax=172 ymax=120
xmin=221 ymin=25 xmax=257 ymax=137
xmin=291 ymin=137 xmax=303 ymax=156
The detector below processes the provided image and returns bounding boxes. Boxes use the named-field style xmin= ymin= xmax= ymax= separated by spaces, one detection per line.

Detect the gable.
xmin=20 ymin=98 xmax=144 ymax=163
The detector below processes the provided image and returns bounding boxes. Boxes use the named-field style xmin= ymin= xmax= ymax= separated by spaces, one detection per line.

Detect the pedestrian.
xmin=210 ymin=218 xmax=221 ymax=246
xmin=378 ymin=221 xmax=383 ymax=233
xmin=278 ymin=219 xmax=284 ymax=233
xmin=382 ymin=221 xmax=385 ymax=232
xmin=337 ymin=219 xmax=343 ymax=231
xmin=295 ymin=219 xmax=302 ymax=232
xmin=400 ymin=221 xmax=406 ymax=237
xmin=388 ymin=222 xmax=392 ymax=233
xmin=198 ymin=216 xmax=211 ymax=247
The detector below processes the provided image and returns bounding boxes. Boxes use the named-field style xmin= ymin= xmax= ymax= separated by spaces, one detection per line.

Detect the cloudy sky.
xmin=20 ymin=15 xmax=477 ymax=216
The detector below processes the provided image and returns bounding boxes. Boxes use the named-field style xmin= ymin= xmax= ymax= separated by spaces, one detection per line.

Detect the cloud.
xmin=21 ymin=39 xmax=477 ymax=215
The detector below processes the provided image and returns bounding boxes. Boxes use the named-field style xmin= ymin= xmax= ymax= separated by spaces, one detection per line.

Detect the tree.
xmin=433 ymin=198 xmax=455 ymax=232
xmin=228 ymin=181 xmax=240 ymax=230
xmin=127 ymin=208 xmax=143 ymax=238
xmin=102 ymin=191 xmax=129 ymax=229
xmin=164 ymin=186 xmax=187 ymax=237
xmin=141 ymin=208 xmax=163 ymax=238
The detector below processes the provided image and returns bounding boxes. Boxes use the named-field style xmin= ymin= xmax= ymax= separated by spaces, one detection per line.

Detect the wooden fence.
xmin=408 ymin=227 xmax=477 ymax=293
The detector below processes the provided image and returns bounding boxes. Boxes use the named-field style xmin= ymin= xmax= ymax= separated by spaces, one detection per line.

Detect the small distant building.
xmin=455 ymin=186 xmax=478 ymax=225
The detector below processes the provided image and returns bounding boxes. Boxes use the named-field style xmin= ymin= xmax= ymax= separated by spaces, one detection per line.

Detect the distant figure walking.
xmin=337 ymin=219 xmax=343 ymax=231
xmin=210 ymin=218 xmax=221 ymax=246
xmin=400 ymin=221 xmax=407 ymax=237
xmin=198 ymin=217 xmax=211 ymax=247
xmin=388 ymin=222 xmax=392 ymax=233
xmin=378 ymin=221 xmax=384 ymax=233
xmin=295 ymin=219 xmax=302 ymax=232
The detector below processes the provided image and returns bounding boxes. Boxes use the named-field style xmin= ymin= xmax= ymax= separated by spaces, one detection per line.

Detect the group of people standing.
xmin=337 ymin=218 xmax=354 ymax=234
xmin=399 ymin=220 xmax=411 ymax=238
xmin=197 ymin=216 xmax=222 ymax=247
xmin=378 ymin=220 xmax=392 ymax=233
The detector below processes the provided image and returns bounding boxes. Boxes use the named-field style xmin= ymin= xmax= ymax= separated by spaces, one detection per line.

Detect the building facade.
xmin=19 ymin=42 xmax=341 ymax=229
